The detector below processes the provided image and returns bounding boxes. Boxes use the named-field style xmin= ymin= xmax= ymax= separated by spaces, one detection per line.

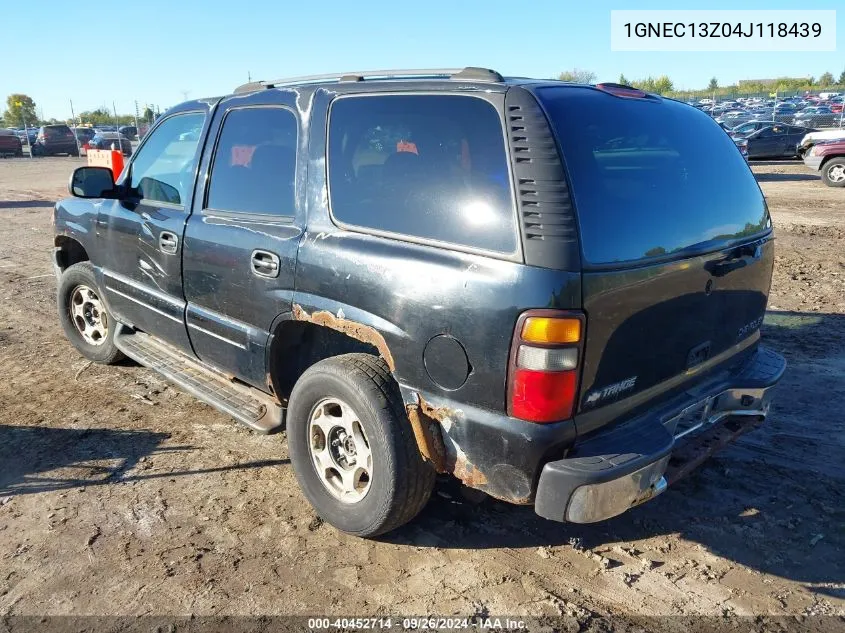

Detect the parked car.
xmin=745 ymin=124 xmax=815 ymax=159
xmin=31 ymin=124 xmax=79 ymax=157
xmin=15 ymin=127 xmax=37 ymax=145
xmin=0 ymin=128 xmax=23 ymax=157
xmin=88 ymin=132 xmax=133 ymax=156
xmin=803 ymin=139 xmax=845 ymax=186
xmin=716 ymin=111 xmax=754 ymax=127
xmin=728 ymin=120 xmax=777 ymax=139
xmin=53 ymin=68 xmax=785 ymax=537
xmin=119 ymin=125 xmax=138 ymax=140
xmin=72 ymin=127 xmax=97 ymax=146
xmin=794 ymin=107 xmax=840 ymax=128
xmin=796 ymin=129 xmax=845 ymax=157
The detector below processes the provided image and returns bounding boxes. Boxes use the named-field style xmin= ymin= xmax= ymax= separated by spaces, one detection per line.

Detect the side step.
xmin=114 ymin=325 xmax=284 ymax=434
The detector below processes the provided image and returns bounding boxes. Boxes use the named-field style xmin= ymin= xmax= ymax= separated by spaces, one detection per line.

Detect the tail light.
xmin=507 ymin=310 xmax=585 ymax=423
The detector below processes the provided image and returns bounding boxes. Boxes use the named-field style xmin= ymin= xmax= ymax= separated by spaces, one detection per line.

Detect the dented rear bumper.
xmin=534 ymin=346 xmax=786 ymax=523
xmin=407 ymin=346 xmax=785 ymax=516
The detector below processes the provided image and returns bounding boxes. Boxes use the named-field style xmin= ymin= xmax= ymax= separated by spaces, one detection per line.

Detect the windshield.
xmin=537 ymin=87 xmax=769 ymax=265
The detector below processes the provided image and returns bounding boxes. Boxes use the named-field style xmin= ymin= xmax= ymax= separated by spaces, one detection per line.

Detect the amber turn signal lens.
xmin=521 ymin=317 xmax=581 ymax=344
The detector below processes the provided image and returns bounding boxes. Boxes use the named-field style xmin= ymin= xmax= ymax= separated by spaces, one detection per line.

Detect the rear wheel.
xmin=287 ymin=354 xmax=435 ymax=537
xmin=821 ymin=158 xmax=845 ymax=187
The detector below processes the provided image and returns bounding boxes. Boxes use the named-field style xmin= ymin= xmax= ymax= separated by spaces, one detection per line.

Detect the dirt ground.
xmin=0 ymin=156 xmax=843 ymax=625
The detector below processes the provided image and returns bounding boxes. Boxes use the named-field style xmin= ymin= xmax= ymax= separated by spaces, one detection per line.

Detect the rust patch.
xmin=406 ymin=405 xmax=447 ymax=473
xmin=292 ymin=304 xmax=395 ymax=371
xmin=408 ymin=394 xmax=490 ymax=489
xmin=452 ymin=451 xmax=489 ymax=487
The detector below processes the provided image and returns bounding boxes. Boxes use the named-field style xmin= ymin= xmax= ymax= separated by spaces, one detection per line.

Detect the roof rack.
xmin=234 ymin=66 xmax=504 ymax=94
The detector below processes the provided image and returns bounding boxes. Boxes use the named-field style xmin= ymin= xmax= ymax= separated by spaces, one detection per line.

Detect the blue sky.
xmin=2 ymin=0 xmax=841 ymax=120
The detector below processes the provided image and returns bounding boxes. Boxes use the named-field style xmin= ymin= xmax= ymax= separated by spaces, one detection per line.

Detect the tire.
xmin=57 ymin=262 xmax=124 ymax=364
xmin=15 ymin=148 xmax=22 ymax=157
xmin=821 ymin=158 xmax=845 ymax=187
xmin=287 ymin=353 xmax=435 ymax=537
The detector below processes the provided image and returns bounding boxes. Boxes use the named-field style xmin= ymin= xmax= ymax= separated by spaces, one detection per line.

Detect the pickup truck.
xmin=53 ymin=68 xmax=785 ymax=537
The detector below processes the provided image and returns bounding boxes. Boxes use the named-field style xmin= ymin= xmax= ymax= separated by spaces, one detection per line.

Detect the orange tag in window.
xmin=231 ymin=145 xmax=256 ymax=166
xmin=396 ymin=140 xmax=418 ymax=155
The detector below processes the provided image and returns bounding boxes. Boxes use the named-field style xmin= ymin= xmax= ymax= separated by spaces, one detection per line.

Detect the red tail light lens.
xmin=511 ymin=368 xmax=578 ymax=422
xmin=507 ymin=310 xmax=584 ymax=424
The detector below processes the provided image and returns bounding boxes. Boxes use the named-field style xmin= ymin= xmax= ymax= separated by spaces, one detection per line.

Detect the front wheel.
xmin=57 ymin=262 xmax=124 ymax=364
xmin=287 ymin=354 xmax=435 ymax=537
xmin=821 ymin=158 xmax=845 ymax=187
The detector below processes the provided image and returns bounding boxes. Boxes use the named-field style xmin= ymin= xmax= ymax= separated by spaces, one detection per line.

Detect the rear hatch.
xmin=534 ymin=85 xmax=773 ymax=435
xmin=44 ymin=125 xmax=76 ymax=148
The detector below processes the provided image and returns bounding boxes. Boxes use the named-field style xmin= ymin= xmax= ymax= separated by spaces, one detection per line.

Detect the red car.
xmin=803 ymin=139 xmax=845 ymax=186
xmin=0 ymin=129 xmax=23 ymax=157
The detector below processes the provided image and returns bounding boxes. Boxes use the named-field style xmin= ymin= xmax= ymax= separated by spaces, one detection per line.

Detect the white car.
xmin=797 ymin=129 xmax=845 ymax=157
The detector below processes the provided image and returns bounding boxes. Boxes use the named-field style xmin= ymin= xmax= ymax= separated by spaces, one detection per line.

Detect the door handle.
xmin=706 ymin=243 xmax=762 ymax=277
xmin=251 ymin=250 xmax=280 ymax=278
xmin=159 ymin=231 xmax=178 ymax=254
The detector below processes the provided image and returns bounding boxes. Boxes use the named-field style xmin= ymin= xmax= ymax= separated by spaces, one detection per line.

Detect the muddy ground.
xmin=0 ymin=157 xmax=842 ymax=625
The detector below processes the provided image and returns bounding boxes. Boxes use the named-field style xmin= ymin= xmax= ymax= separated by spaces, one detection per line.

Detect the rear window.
xmin=328 ymin=95 xmax=516 ymax=254
xmin=537 ymin=87 xmax=769 ymax=265
xmin=44 ymin=125 xmax=73 ymax=138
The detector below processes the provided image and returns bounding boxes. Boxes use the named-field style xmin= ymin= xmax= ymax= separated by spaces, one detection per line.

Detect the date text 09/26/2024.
xmin=307 ymin=618 xmax=527 ymax=630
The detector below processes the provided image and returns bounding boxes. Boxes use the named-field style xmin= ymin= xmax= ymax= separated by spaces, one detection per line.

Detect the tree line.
xmin=558 ymin=68 xmax=845 ymax=97
xmin=1 ymin=94 xmax=157 ymax=128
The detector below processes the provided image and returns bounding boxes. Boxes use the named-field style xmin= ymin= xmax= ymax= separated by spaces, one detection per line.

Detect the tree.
xmin=707 ymin=77 xmax=718 ymax=91
xmin=819 ymin=72 xmax=835 ymax=86
xmin=618 ymin=73 xmax=630 ymax=86
xmin=652 ymin=75 xmax=674 ymax=94
xmin=839 ymin=68 xmax=845 ymax=85
xmin=4 ymin=94 xmax=38 ymax=127
xmin=558 ymin=68 xmax=596 ymax=84
xmin=142 ymin=106 xmax=154 ymax=123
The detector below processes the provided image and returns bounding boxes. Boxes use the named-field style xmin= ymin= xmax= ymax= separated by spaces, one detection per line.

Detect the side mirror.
xmin=69 ymin=166 xmax=117 ymax=198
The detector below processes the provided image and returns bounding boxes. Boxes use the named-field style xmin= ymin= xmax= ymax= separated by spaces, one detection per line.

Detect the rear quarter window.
xmin=537 ymin=87 xmax=769 ymax=265
xmin=327 ymin=94 xmax=517 ymax=255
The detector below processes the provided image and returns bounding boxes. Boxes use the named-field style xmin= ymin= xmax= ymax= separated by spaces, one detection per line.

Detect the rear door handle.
xmin=251 ymin=250 xmax=280 ymax=278
xmin=159 ymin=231 xmax=178 ymax=254
xmin=706 ymin=244 xmax=762 ymax=277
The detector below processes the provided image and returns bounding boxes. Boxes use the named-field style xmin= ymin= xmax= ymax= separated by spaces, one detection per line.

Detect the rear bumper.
xmin=534 ymin=346 xmax=786 ymax=523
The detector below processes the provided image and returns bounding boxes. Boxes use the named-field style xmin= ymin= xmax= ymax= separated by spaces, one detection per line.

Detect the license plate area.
xmin=664 ymin=395 xmax=717 ymax=440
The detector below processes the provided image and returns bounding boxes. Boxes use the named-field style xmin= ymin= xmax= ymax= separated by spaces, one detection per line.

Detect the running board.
xmin=114 ymin=325 xmax=284 ymax=434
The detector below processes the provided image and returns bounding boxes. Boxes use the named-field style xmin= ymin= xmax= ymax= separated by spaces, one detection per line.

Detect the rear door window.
xmin=205 ymin=107 xmax=297 ymax=216
xmin=536 ymin=87 xmax=769 ymax=265
xmin=327 ymin=95 xmax=516 ymax=254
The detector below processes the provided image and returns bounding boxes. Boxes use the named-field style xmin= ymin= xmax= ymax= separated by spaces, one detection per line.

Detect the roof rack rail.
xmin=233 ymin=66 xmax=504 ymax=94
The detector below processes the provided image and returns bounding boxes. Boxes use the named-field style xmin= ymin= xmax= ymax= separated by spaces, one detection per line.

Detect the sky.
xmin=2 ymin=0 xmax=842 ymax=121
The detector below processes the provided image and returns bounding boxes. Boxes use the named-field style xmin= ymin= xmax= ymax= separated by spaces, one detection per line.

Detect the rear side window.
xmin=328 ymin=95 xmax=516 ymax=254
xmin=206 ymin=107 xmax=297 ymax=216
xmin=537 ymin=87 xmax=769 ymax=265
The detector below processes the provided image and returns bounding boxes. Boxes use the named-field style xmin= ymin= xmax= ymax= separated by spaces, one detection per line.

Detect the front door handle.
xmin=251 ymin=250 xmax=280 ymax=278
xmin=159 ymin=231 xmax=178 ymax=254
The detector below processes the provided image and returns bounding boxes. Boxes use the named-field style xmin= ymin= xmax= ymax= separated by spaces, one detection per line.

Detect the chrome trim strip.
xmin=104 ymin=286 xmax=182 ymax=323
xmin=187 ymin=322 xmax=247 ymax=349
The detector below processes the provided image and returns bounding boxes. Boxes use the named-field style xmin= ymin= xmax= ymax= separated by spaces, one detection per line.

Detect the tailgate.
xmin=534 ymin=85 xmax=773 ymax=432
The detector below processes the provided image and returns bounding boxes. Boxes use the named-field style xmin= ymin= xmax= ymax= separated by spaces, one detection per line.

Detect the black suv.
xmin=53 ymin=68 xmax=785 ymax=537
xmin=32 ymin=124 xmax=79 ymax=156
